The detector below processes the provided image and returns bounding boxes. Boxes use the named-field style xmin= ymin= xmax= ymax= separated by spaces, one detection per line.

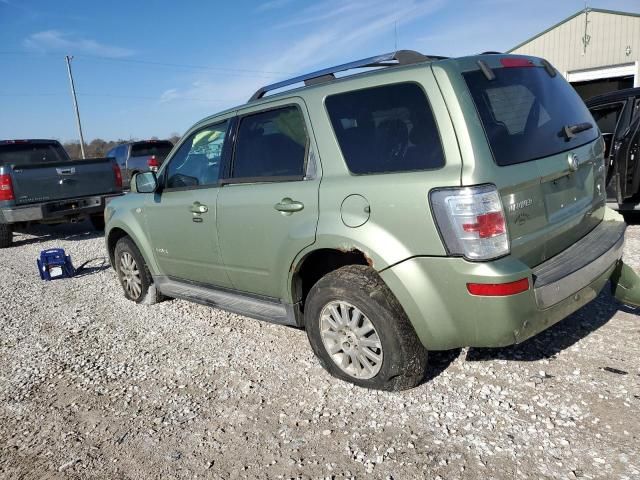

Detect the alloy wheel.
xmin=319 ymin=300 xmax=383 ymax=379
xmin=119 ymin=251 xmax=142 ymax=299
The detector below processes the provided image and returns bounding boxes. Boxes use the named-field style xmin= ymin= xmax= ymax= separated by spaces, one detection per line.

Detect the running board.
xmin=154 ymin=276 xmax=299 ymax=326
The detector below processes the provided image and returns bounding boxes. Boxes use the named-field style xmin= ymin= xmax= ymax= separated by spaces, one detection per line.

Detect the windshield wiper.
xmin=563 ymin=122 xmax=593 ymax=139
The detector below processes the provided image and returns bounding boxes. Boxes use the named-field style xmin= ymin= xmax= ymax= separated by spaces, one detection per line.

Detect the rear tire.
xmin=304 ymin=265 xmax=428 ymax=391
xmin=0 ymin=223 xmax=12 ymax=248
xmin=90 ymin=214 xmax=105 ymax=231
xmin=114 ymin=237 xmax=161 ymax=304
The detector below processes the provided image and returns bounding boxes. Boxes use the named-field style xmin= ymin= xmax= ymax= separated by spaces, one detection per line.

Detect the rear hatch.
xmin=460 ymin=56 xmax=605 ymax=267
xmin=0 ymin=141 xmax=120 ymax=205
xmin=129 ymin=140 xmax=173 ymax=164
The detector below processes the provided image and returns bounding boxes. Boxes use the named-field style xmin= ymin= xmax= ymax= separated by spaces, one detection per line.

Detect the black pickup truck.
xmin=0 ymin=139 xmax=123 ymax=248
xmin=586 ymin=88 xmax=640 ymax=212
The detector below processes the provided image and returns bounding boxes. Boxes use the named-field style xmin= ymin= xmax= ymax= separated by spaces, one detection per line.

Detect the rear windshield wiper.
xmin=563 ymin=122 xmax=593 ymax=139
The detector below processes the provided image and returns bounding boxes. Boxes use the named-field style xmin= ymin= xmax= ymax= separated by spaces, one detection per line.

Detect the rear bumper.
xmin=532 ymin=219 xmax=625 ymax=308
xmin=380 ymin=217 xmax=626 ymax=350
xmin=0 ymin=193 xmax=122 ymax=224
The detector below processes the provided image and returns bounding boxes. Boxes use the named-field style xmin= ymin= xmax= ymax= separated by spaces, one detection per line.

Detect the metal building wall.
xmin=510 ymin=10 xmax=640 ymax=86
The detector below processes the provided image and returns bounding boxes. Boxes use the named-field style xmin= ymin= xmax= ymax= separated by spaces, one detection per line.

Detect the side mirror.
xmin=131 ymin=171 xmax=158 ymax=194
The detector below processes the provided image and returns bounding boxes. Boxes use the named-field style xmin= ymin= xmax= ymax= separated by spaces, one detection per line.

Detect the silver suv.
xmin=106 ymin=140 xmax=173 ymax=189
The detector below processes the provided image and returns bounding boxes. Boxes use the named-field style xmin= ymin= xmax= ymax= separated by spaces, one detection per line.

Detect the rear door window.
xmin=590 ymin=102 xmax=625 ymax=159
xmin=0 ymin=142 xmax=68 ymax=165
xmin=231 ymin=106 xmax=308 ymax=180
xmin=634 ymin=98 xmax=640 ymax=119
xmin=590 ymin=102 xmax=624 ymax=135
xmin=325 ymin=83 xmax=445 ymax=174
xmin=464 ymin=66 xmax=599 ymax=166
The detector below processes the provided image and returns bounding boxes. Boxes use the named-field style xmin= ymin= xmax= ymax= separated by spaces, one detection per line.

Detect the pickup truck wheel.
xmin=0 ymin=223 xmax=12 ymax=248
xmin=304 ymin=265 xmax=428 ymax=391
xmin=114 ymin=237 xmax=161 ymax=305
xmin=90 ymin=214 xmax=105 ymax=231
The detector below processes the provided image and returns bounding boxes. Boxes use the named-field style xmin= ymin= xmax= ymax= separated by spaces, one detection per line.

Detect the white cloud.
xmin=158 ymin=78 xmax=256 ymax=108
xmin=159 ymin=89 xmax=180 ymax=103
xmin=161 ymin=0 xmax=446 ymax=110
xmin=24 ymin=30 xmax=134 ymax=58
xmin=256 ymin=0 xmax=294 ymax=12
xmin=263 ymin=0 xmax=446 ymax=74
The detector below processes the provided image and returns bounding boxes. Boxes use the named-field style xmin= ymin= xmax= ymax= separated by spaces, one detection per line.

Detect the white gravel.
xmin=0 ymin=220 xmax=639 ymax=479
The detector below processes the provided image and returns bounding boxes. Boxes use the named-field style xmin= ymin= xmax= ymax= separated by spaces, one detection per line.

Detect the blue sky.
xmin=1 ymin=0 xmax=639 ymax=142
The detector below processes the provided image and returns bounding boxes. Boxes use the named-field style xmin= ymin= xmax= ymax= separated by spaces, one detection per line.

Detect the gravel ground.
xmin=0 ymin=220 xmax=639 ymax=480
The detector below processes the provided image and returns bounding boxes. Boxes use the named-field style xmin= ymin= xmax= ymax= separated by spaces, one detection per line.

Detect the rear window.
xmin=0 ymin=143 xmax=68 ymax=165
xmin=130 ymin=141 xmax=173 ymax=160
xmin=326 ymin=83 xmax=445 ymax=174
xmin=464 ymin=66 xmax=599 ymax=166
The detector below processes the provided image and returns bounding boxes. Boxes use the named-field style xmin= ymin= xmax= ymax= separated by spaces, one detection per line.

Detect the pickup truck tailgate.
xmin=10 ymin=159 xmax=120 ymax=205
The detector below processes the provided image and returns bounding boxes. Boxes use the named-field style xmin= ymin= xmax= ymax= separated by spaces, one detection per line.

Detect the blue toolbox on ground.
xmin=37 ymin=248 xmax=76 ymax=280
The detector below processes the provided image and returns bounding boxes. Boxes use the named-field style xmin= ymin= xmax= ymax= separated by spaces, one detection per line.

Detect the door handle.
xmin=274 ymin=198 xmax=304 ymax=214
xmin=190 ymin=202 xmax=208 ymax=214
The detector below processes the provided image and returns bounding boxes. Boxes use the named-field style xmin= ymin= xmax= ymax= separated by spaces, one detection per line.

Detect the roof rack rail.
xmin=248 ymin=50 xmax=446 ymax=102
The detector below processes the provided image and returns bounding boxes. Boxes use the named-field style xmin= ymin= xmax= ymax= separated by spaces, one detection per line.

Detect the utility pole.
xmin=65 ymin=55 xmax=86 ymax=159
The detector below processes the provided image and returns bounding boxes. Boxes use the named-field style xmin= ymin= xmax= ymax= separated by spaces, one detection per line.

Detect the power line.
xmin=0 ymin=93 xmax=60 ymax=97
xmin=0 ymin=50 xmax=292 ymax=78
xmin=0 ymin=91 xmax=239 ymax=103
xmin=74 ymin=54 xmax=293 ymax=75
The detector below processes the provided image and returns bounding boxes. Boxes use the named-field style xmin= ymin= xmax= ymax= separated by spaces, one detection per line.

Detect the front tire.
xmin=305 ymin=265 xmax=428 ymax=391
xmin=0 ymin=223 xmax=12 ymax=248
xmin=114 ymin=237 xmax=161 ymax=304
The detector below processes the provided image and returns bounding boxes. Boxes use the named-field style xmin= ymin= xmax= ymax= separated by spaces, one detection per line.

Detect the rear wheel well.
xmin=107 ymin=228 xmax=129 ymax=265
xmin=293 ymin=248 xmax=371 ymax=313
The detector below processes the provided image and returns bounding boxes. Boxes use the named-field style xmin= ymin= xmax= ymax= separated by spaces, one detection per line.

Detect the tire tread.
xmin=114 ymin=236 xmax=161 ymax=305
xmin=305 ymin=265 xmax=427 ymax=391
xmin=0 ymin=223 xmax=12 ymax=249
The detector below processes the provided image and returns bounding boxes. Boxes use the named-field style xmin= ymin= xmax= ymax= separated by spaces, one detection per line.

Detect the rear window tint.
xmin=464 ymin=66 xmax=599 ymax=166
xmin=326 ymin=83 xmax=445 ymax=174
xmin=131 ymin=141 xmax=173 ymax=159
xmin=0 ymin=143 xmax=68 ymax=165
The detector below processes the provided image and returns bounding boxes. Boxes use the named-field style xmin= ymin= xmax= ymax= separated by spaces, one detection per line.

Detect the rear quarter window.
xmin=325 ymin=83 xmax=445 ymax=175
xmin=464 ymin=66 xmax=599 ymax=166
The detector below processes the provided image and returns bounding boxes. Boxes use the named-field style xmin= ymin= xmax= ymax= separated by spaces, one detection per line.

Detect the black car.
xmin=586 ymin=88 xmax=640 ymax=211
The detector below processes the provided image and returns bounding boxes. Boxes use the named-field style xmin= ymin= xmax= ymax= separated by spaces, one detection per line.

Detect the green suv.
xmin=105 ymin=51 xmax=640 ymax=390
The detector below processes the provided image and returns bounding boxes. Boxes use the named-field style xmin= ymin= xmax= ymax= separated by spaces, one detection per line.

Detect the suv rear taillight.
xmin=430 ymin=184 xmax=509 ymax=260
xmin=112 ymin=163 xmax=123 ymax=189
xmin=147 ymin=155 xmax=159 ymax=172
xmin=0 ymin=173 xmax=14 ymax=201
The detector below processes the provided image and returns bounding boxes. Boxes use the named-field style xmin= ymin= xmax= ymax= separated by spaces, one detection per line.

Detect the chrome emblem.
xmin=568 ymin=153 xmax=579 ymax=172
xmin=508 ymin=198 xmax=533 ymax=213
